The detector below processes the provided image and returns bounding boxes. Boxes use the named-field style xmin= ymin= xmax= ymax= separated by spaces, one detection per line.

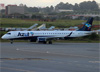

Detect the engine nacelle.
xmin=37 ymin=37 xmax=47 ymax=42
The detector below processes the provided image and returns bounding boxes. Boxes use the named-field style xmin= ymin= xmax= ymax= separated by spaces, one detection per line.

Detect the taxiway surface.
xmin=0 ymin=42 xmax=100 ymax=72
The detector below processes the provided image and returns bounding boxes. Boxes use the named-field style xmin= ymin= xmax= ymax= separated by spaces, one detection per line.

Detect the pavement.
xmin=0 ymin=42 xmax=100 ymax=72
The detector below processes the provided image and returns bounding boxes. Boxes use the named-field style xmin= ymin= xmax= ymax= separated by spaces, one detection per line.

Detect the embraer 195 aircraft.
xmin=1 ymin=17 xmax=93 ymax=44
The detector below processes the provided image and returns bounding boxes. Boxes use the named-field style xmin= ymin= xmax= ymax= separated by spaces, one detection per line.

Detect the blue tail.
xmin=78 ymin=17 xmax=93 ymax=31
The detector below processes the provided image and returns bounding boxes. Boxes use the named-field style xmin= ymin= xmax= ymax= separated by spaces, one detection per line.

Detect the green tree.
xmin=79 ymin=1 xmax=99 ymax=11
xmin=73 ymin=3 xmax=79 ymax=10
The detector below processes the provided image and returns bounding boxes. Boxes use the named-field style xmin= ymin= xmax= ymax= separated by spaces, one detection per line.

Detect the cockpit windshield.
xmin=6 ymin=33 xmax=11 ymax=35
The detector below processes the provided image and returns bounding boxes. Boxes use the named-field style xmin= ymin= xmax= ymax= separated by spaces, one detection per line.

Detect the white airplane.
xmin=24 ymin=23 xmax=38 ymax=31
xmin=49 ymin=26 xmax=55 ymax=30
xmin=1 ymin=17 xmax=93 ymax=44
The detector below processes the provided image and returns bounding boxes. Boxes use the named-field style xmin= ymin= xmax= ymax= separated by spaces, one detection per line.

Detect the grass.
xmin=0 ymin=18 xmax=99 ymax=28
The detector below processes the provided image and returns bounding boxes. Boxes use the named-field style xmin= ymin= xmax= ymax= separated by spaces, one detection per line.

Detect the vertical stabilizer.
xmin=78 ymin=17 xmax=93 ymax=31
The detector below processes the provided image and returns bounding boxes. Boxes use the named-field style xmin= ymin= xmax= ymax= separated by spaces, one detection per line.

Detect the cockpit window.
xmin=6 ymin=33 xmax=11 ymax=35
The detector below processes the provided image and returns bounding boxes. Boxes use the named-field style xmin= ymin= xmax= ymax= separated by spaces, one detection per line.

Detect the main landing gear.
xmin=43 ymin=41 xmax=52 ymax=44
xmin=43 ymin=41 xmax=47 ymax=44
xmin=48 ymin=41 xmax=52 ymax=44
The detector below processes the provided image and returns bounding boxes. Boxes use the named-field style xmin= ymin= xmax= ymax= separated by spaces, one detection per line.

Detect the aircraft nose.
xmin=1 ymin=35 xmax=6 ymax=39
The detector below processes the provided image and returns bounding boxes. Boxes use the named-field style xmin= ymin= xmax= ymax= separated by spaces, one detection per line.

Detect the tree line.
xmin=24 ymin=1 xmax=99 ymax=13
xmin=55 ymin=1 xmax=99 ymax=11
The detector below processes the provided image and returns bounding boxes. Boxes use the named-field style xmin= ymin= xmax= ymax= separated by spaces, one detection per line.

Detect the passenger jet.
xmin=1 ymin=17 xmax=93 ymax=44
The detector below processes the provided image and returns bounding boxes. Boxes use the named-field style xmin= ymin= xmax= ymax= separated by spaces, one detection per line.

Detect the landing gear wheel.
xmin=48 ymin=41 xmax=52 ymax=44
xmin=43 ymin=41 xmax=47 ymax=44
xmin=10 ymin=40 xmax=13 ymax=44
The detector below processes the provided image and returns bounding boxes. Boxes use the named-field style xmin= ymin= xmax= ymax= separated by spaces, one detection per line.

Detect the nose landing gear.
xmin=10 ymin=40 xmax=13 ymax=44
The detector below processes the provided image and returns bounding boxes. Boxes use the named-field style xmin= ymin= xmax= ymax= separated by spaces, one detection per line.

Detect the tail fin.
xmin=78 ymin=17 xmax=93 ymax=31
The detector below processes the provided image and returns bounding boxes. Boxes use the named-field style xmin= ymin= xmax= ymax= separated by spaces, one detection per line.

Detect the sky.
xmin=0 ymin=0 xmax=100 ymax=7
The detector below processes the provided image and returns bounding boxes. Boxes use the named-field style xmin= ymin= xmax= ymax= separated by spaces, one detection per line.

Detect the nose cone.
xmin=1 ymin=35 xmax=4 ymax=39
xmin=1 ymin=35 xmax=6 ymax=39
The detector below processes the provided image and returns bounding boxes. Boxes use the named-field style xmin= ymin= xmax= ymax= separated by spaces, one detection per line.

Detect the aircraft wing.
xmin=37 ymin=36 xmax=65 ymax=42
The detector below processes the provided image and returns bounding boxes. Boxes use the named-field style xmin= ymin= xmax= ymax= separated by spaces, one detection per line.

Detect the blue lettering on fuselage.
xmin=18 ymin=32 xmax=29 ymax=36
xmin=17 ymin=32 xmax=34 ymax=37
